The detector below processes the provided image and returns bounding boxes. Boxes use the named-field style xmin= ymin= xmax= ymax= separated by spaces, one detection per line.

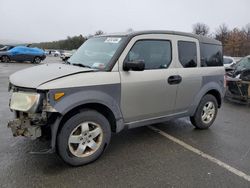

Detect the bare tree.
xmin=192 ymin=23 xmax=210 ymax=36
xmin=215 ymin=24 xmax=229 ymax=42
xmin=94 ymin=30 xmax=104 ymax=36
xmin=242 ymin=23 xmax=250 ymax=38
xmin=241 ymin=23 xmax=250 ymax=56
xmin=215 ymin=23 xmax=230 ymax=52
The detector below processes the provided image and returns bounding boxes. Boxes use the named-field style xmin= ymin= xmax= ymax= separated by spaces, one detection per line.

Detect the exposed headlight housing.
xmin=10 ymin=92 xmax=41 ymax=113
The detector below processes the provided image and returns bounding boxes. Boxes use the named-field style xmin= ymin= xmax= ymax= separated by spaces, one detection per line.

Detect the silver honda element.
xmin=8 ymin=31 xmax=225 ymax=166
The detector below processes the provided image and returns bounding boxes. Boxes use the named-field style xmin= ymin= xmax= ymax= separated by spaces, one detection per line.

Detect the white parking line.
xmin=148 ymin=126 xmax=250 ymax=182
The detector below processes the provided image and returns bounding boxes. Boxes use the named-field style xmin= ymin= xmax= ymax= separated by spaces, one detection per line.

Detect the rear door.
xmin=24 ymin=48 xmax=35 ymax=61
xmin=118 ymin=34 xmax=179 ymax=123
xmin=174 ymin=37 xmax=202 ymax=113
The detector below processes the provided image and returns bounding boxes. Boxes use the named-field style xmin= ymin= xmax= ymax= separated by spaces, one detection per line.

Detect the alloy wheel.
xmin=68 ymin=121 xmax=103 ymax=158
xmin=201 ymin=101 xmax=215 ymax=124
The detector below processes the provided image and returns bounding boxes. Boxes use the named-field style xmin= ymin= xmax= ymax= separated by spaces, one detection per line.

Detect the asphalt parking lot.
xmin=0 ymin=57 xmax=250 ymax=187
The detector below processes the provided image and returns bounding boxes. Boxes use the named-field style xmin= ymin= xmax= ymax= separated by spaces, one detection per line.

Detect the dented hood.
xmin=9 ymin=63 xmax=94 ymax=89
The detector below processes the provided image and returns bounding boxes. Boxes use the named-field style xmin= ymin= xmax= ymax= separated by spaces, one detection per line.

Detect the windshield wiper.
xmin=71 ymin=63 xmax=92 ymax=69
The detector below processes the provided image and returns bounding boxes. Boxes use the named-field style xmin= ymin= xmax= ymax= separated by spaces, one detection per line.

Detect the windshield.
xmin=68 ymin=36 xmax=124 ymax=70
xmin=235 ymin=57 xmax=250 ymax=71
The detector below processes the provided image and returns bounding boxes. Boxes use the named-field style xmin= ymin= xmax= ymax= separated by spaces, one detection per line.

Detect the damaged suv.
xmin=8 ymin=31 xmax=225 ymax=166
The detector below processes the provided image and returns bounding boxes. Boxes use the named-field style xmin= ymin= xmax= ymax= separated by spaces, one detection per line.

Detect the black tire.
xmin=1 ymin=55 xmax=10 ymax=63
xmin=190 ymin=94 xmax=218 ymax=129
xmin=33 ymin=56 xmax=41 ymax=64
xmin=57 ymin=110 xmax=111 ymax=166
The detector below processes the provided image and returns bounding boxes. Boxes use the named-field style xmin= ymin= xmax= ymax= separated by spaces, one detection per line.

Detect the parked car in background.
xmin=48 ymin=50 xmax=61 ymax=57
xmin=60 ymin=50 xmax=76 ymax=61
xmin=233 ymin=55 xmax=250 ymax=75
xmin=0 ymin=46 xmax=46 ymax=63
xmin=0 ymin=45 xmax=15 ymax=51
xmin=223 ymin=56 xmax=236 ymax=68
xmin=225 ymin=55 xmax=250 ymax=103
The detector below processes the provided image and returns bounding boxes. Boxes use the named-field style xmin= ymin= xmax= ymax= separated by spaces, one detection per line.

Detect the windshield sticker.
xmin=104 ymin=37 xmax=122 ymax=43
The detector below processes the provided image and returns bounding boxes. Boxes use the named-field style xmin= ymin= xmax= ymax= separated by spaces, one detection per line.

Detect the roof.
xmin=101 ymin=30 xmax=221 ymax=45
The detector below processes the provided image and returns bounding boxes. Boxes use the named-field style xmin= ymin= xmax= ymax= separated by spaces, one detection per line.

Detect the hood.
xmin=9 ymin=63 xmax=94 ymax=89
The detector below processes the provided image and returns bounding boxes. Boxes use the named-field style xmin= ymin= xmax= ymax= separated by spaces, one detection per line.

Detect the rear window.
xmin=200 ymin=43 xmax=223 ymax=67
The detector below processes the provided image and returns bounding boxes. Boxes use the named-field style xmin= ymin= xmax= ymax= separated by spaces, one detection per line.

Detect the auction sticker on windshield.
xmin=104 ymin=37 xmax=122 ymax=43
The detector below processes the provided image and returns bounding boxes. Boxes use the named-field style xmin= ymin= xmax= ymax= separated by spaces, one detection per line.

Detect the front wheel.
xmin=57 ymin=110 xmax=111 ymax=166
xmin=190 ymin=94 xmax=218 ymax=129
xmin=1 ymin=55 xmax=10 ymax=63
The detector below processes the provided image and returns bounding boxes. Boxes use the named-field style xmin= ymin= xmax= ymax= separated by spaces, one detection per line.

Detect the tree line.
xmin=33 ymin=25 xmax=250 ymax=57
xmin=32 ymin=30 xmax=105 ymax=50
xmin=193 ymin=23 xmax=250 ymax=57
xmin=32 ymin=35 xmax=86 ymax=50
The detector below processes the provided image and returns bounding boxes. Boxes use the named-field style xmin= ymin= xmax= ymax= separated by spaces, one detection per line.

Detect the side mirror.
xmin=123 ymin=60 xmax=145 ymax=71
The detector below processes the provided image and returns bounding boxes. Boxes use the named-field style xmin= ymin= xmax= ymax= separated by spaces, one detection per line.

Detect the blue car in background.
xmin=0 ymin=46 xmax=46 ymax=63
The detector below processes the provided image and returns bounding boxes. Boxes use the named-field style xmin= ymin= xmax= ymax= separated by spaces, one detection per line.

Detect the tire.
xmin=1 ymin=55 xmax=10 ymax=63
xmin=190 ymin=94 xmax=218 ymax=129
xmin=33 ymin=56 xmax=41 ymax=64
xmin=57 ymin=110 xmax=111 ymax=166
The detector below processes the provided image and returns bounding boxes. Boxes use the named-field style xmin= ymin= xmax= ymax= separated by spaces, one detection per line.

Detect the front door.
xmin=119 ymin=34 xmax=178 ymax=123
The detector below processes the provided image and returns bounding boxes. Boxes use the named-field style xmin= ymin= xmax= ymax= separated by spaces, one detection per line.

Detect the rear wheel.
xmin=1 ymin=55 xmax=10 ymax=63
xmin=190 ymin=94 xmax=218 ymax=129
xmin=57 ymin=110 xmax=111 ymax=166
xmin=33 ymin=56 xmax=41 ymax=64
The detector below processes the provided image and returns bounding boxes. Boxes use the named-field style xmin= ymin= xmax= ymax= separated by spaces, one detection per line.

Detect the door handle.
xmin=168 ymin=75 xmax=182 ymax=85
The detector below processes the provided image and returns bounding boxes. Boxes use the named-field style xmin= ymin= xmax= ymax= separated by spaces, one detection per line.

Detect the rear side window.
xmin=178 ymin=41 xmax=197 ymax=68
xmin=125 ymin=40 xmax=172 ymax=70
xmin=200 ymin=43 xmax=223 ymax=67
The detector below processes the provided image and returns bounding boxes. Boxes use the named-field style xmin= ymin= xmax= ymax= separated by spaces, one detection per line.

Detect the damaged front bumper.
xmin=7 ymin=111 xmax=48 ymax=140
xmin=8 ymin=118 xmax=42 ymax=140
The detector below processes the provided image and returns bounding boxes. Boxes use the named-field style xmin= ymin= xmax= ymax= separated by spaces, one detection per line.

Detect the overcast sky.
xmin=0 ymin=0 xmax=249 ymax=43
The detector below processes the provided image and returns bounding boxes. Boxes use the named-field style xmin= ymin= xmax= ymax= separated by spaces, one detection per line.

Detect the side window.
xmin=178 ymin=41 xmax=197 ymax=68
xmin=200 ymin=43 xmax=223 ymax=67
xmin=125 ymin=40 xmax=172 ymax=70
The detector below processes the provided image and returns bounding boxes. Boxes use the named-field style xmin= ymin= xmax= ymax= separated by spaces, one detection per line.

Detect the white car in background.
xmin=47 ymin=50 xmax=61 ymax=57
xmin=223 ymin=56 xmax=236 ymax=68
xmin=60 ymin=50 xmax=76 ymax=61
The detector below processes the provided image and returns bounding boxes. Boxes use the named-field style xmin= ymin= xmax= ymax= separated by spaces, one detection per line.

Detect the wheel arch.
xmin=58 ymin=102 xmax=118 ymax=134
xmin=189 ymin=82 xmax=224 ymax=116
xmin=204 ymin=89 xmax=222 ymax=108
